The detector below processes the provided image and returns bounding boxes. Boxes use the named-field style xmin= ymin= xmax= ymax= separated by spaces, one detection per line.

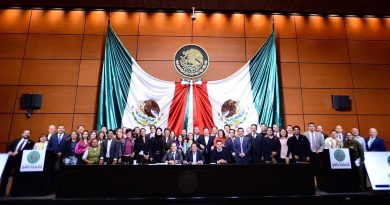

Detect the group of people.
xmin=0 ymin=122 xmax=387 ymax=195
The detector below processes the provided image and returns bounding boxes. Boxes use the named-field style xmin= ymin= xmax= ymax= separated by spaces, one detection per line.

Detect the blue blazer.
xmin=185 ymin=150 xmax=205 ymax=163
xmin=47 ymin=133 xmax=69 ymax=153
xmin=365 ymin=136 xmax=386 ymax=151
xmin=233 ymin=136 xmax=251 ymax=156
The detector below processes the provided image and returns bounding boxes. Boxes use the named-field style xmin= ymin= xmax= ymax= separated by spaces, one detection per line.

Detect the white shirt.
xmin=324 ymin=137 xmax=343 ymax=149
xmin=204 ymin=136 xmax=209 ymax=145
xmin=368 ymin=137 xmax=376 ymax=148
xmin=354 ymin=136 xmax=367 ymax=152
xmin=15 ymin=138 xmax=27 ymax=151
xmin=106 ymin=139 xmax=112 ymax=158
xmin=192 ymin=152 xmax=197 ymax=164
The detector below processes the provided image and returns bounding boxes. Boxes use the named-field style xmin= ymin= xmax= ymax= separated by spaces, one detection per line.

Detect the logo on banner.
xmin=131 ymin=99 xmax=163 ymax=126
xmin=387 ymin=155 xmax=390 ymax=167
xmin=20 ymin=150 xmax=46 ymax=172
xmin=334 ymin=149 xmax=346 ymax=162
xmin=174 ymin=44 xmax=209 ymax=78
xmin=329 ymin=148 xmax=351 ymax=169
xmin=217 ymin=99 xmax=248 ymax=127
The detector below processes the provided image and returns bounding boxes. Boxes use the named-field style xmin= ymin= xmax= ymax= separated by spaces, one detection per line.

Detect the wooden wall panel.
xmin=72 ymin=114 xmax=96 ymax=131
xmin=295 ymin=16 xmax=346 ymax=39
xmin=283 ymin=115 xmax=305 ymax=130
xmin=75 ymin=86 xmax=99 ymax=113
xmin=297 ymin=39 xmax=349 ymax=63
xmin=0 ymin=86 xmax=18 ymax=113
xmin=20 ymin=60 xmax=80 ymax=85
xmin=9 ymin=114 xmax=73 ymax=141
xmin=300 ymin=63 xmax=353 ymax=88
xmin=15 ymin=86 xmax=77 ymax=113
xmin=193 ymin=13 xmax=245 ymax=37
xmin=0 ymin=143 xmax=7 ymax=152
xmin=110 ymin=12 xmax=139 ymax=35
xmin=137 ymin=36 xmax=191 ymax=60
xmin=78 ymin=60 xmax=102 ymax=86
xmin=351 ymin=64 xmax=390 ymax=88
xmin=0 ymin=9 xmax=31 ymax=33
xmin=137 ymin=60 xmax=181 ymax=82
xmin=246 ymin=38 xmax=299 ymax=62
xmin=117 ymin=36 xmax=138 ymax=58
xmin=304 ymin=115 xmax=359 ymax=135
xmin=349 ymin=40 xmax=390 ymax=64
xmin=0 ymin=34 xmax=27 ymax=58
xmin=279 ymin=63 xmax=301 ymax=88
xmin=302 ymin=89 xmax=356 ymax=114
xmin=0 ymin=60 xmax=22 ymax=85
xmin=354 ymin=89 xmax=390 ymax=114
xmin=81 ymin=35 xmax=105 ymax=59
xmin=29 ymin=10 xmax=85 ymax=34
xmin=25 ymin=34 xmax=83 ymax=59
xmin=0 ymin=114 xmax=12 ymax=142
xmin=193 ymin=37 xmax=246 ymax=61
xmin=140 ymin=12 xmax=192 ymax=36
xmin=245 ymin=14 xmax=296 ymax=38
xmin=358 ymin=115 xmax=390 ymax=141
xmin=282 ymin=88 xmax=303 ymax=114
xmin=84 ymin=11 xmax=109 ymax=35
xmin=345 ymin=17 xmax=390 ymax=40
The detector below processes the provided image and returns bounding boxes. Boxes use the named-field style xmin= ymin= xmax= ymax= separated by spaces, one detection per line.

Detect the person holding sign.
xmin=324 ymin=130 xmax=343 ymax=149
xmin=0 ymin=130 xmax=34 ymax=196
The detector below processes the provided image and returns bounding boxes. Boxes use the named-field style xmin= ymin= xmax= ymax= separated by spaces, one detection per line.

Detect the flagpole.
xmin=108 ymin=11 xmax=112 ymax=25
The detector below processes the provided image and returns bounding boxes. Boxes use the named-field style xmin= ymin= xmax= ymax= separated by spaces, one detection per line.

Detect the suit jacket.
xmin=197 ymin=135 xmax=215 ymax=154
xmin=47 ymin=133 xmax=69 ymax=153
xmin=234 ymin=136 xmax=251 ymax=156
xmin=162 ymin=150 xmax=183 ymax=163
xmin=63 ymin=139 xmax=79 ymax=158
xmin=163 ymin=136 xmax=173 ymax=151
xmin=365 ymin=136 xmax=386 ymax=151
xmin=225 ymin=137 xmax=235 ymax=155
xmin=100 ymin=139 xmax=120 ymax=160
xmin=247 ymin=133 xmax=263 ymax=156
xmin=7 ymin=137 xmax=34 ymax=153
xmin=185 ymin=150 xmax=205 ymax=163
xmin=287 ymin=135 xmax=311 ymax=160
xmin=303 ymin=131 xmax=325 ymax=152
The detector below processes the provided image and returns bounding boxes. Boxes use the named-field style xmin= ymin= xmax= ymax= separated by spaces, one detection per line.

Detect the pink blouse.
xmin=75 ymin=140 xmax=89 ymax=155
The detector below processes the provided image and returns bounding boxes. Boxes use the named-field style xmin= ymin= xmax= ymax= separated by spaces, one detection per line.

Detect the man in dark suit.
xmin=162 ymin=142 xmax=183 ymax=164
xmin=146 ymin=125 xmax=157 ymax=140
xmin=197 ymin=127 xmax=215 ymax=164
xmin=47 ymin=124 xmax=69 ymax=156
xmin=193 ymin=127 xmax=201 ymax=142
xmin=247 ymin=124 xmax=263 ymax=163
xmin=234 ymin=127 xmax=251 ymax=164
xmin=225 ymin=129 xmax=236 ymax=163
xmin=287 ymin=126 xmax=311 ymax=163
xmin=335 ymin=125 xmax=346 ymax=141
xmin=0 ymin=130 xmax=34 ymax=196
xmin=163 ymin=128 xmax=173 ymax=152
xmin=365 ymin=128 xmax=386 ymax=151
xmin=99 ymin=130 xmax=120 ymax=165
xmin=210 ymin=140 xmax=231 ymax=164
xmin=47 ymin=124 xmax=56 ymax=140
xmin=184 ymin=143 xmax=204 ymax=164
xmin=316 ymin=124 xmax=329 ymax=139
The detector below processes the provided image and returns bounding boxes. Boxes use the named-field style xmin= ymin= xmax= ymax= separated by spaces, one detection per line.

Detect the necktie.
xmin=173 ymin=152 xmax=176 ymax=160
xmin=311 ymin=132 xmax=316 ymax=151
xmin=368 ymin=137 xmax=374 ymax=148
xmin=240 ymin=137 xmax=243 ymax=153
xmin=17 ymin=139 xmax=25 ymax=151
xmin=252 ymin=133 xmax=255 ymax=138
xmin=58 ymin=134 xmax=62 ymax=144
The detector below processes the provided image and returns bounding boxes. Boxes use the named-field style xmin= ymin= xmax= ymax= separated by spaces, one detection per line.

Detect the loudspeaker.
xmin=331 ymin=95 xmax=351 ymax=111
xmin=21 ymin=94 xmax=42 ymax=109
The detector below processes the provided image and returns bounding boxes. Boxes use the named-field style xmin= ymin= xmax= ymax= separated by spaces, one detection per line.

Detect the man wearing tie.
xmin=335 ymin=125 xmax=345 ymax=141
xmin=193 ymin=127 xmax=201 ymax=142
xmin=273 ymin=124 xmax=280 ymax=138
xmin=234 ymin=127 xmax=251 ymax=164
xmin=303 ymin=122 xmax=324 ymax=171
xmin=247 ymin=124 xmax=263 ymax=163
xmin=184 ymin=143 xmax=204 ymax=164
xmin=365 ymin=128 xmax=386 ymax=151
xmin=47 ymin=125 xmax=69 ymax=158
xmin=0 ymin=130 xmax=34 ymax=196
xmin=197 ymin=127 xmax=215 ymax=164
xmin=225 ymin=129 xmax=236 ymax=163
xmin=162 ymin=143 xmax=183 ymax=164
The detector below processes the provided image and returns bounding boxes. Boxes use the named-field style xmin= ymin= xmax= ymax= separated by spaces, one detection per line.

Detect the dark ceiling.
xmin=1 ymin=0 xmax=389 ymax=16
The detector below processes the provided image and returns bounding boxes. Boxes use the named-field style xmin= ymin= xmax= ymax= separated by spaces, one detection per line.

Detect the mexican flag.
xmin=97 ymin=26 xmax=282 ymax=133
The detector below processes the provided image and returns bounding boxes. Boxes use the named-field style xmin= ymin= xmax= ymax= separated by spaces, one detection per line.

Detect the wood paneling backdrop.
xmin=0 ymin=9 xmax=390 ymax=151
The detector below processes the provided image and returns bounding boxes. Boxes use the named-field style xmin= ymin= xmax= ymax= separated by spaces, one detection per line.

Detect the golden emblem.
xmin=174 ymin=44 xmax=209 ymax=78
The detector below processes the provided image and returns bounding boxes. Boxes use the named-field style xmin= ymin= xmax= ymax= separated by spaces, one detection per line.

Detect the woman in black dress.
xmin=149 ymin=127 xmax=165 ymax=163
xmin=134 ymin=128 xmax=149 ymax=164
